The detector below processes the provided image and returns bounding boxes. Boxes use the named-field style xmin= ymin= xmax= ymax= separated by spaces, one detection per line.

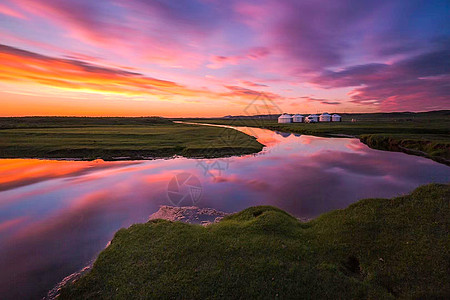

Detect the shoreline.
xmin=184 ymin=119 xmax=450 ymax=167
xmin=46 ymin=205 xmax=313 ymax=299
xmin=1 ymin=117 xmax=448 ymax=166
xmin=0 ymin=146 xmax=264 ymax=162
xmin=58 ymin=184 xmax=450 ymax=299
xmin=0 ymin=120 xmax=264 ymax=162
xmin=0 ymin=148 xmax=264 ymax=162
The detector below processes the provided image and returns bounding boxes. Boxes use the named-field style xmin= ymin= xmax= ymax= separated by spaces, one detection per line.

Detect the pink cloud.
xmin=10 ymin=0 xmax=209 ymax=68
xmin=0 ymin=217 xmax=27 ymax=233
xmin=300 ymin=96 xmax=341 ymax=106
xmin=207 ymin=47 xmax=270 ymax=69
xmin=238 ymin=80 xmax=268 ymax=87
xmin=310 ymin=47 xmax=450 ymax=111
xmin=0 ymin=3 xmax=26 ymax=19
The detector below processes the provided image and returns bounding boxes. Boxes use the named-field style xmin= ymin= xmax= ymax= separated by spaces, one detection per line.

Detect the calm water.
xmin=0 ymin=126 xmax=449 ymax=298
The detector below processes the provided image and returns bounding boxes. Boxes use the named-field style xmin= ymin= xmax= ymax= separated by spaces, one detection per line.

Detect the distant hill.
xmin=214 ymin=110 xmax=450 ymax=120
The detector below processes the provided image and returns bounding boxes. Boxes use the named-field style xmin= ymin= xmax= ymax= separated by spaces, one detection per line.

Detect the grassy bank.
xmin=184 ymin=110 xmax=450 ymax=164
xmin=61 ymin=183 xmax=449 ymax=299
xmin=0 ymin=117 xmax=263 ymax=160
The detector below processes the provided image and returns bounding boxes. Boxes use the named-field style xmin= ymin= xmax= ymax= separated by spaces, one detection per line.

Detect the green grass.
xmin=184 ymin=110 xmax=450 ymax=164
xmin=0 ymin=116 xmax=174 ymax=129
xmin=0 ymin=117 xmax=263 ymax=160
xmin=61 ymin=183 xmax=450 ymax=299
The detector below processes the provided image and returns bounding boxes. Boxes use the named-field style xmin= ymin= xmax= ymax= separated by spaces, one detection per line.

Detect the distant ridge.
xmin=216 ymin=110 xmax=450 ymax=120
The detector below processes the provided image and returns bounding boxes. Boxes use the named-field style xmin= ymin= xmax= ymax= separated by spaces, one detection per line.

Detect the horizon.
xmin=1 ymin=109 xmax=449 ymax=119
xmin=1 ymin=0 xmax=449 ymax=116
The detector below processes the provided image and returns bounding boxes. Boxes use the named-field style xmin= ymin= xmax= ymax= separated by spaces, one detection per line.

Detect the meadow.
xmin=184 ymin=110 xmax=450 ymax=164
xmin=1 ymin=112 xmax=448 ymax=163
xmin=0 ymin=117 xmax=263 ymax=160
xmin=60 ymin=183 xmax=450 ymax=299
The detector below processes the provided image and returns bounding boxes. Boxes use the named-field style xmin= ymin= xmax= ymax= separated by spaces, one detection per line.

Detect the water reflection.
xmin=0 ymin=127 xmax=449 ymax=299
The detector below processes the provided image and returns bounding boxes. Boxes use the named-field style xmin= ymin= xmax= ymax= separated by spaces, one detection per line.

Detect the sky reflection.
xmin=0 ymin=127 xmax=449 ymax=298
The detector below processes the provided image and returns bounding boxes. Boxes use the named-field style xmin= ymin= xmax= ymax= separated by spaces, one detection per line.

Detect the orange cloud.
xmin=1 ymin=44 xmax=284 ymax=103
xmin=0 ymin=44 xmax=199 ymax=97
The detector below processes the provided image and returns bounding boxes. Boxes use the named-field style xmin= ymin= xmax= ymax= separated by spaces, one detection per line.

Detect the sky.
xmin=0 ymin=0 xmax=449 ymax=117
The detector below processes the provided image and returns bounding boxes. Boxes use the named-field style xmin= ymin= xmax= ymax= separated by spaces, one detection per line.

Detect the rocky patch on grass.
xmin=149 ymin=205 xmax=229 ymax=225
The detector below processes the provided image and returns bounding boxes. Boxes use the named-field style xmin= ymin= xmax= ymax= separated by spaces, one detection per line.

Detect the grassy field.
xmin=60 ymin=183 xmax=450 ymax=299
xmin=1 ymin=112 xmax=448 ymax=162
xmin=0 ymin=117 xmax=263 ymax=160
xmin=183 ymin=110 xmax=450 ymax=165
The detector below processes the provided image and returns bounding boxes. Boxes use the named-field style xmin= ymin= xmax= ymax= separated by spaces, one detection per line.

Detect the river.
xmin=0 ymin=126 xmax=449 ymax=298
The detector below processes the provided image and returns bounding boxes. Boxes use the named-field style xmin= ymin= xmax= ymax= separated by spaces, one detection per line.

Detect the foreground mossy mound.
xmin=61 ymin=184 xmax=449 ymax=299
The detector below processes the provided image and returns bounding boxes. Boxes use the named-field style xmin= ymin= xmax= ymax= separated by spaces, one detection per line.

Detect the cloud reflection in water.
xmin=0 ymin=127 xmax=448 ymax=299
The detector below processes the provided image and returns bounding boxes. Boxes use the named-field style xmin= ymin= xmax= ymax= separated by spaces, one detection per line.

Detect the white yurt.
xmin=319 ymin=113 xmax=331 ymax=122
xmin=305 ymin=114 xmax=319 ymax=123
xmin=292 ymin=114 xmax=304 ymax=123
xmin=332 ymin=114 xmax=342 ymax=122
xmin=278 ymin=113 xmax=292 ymax=123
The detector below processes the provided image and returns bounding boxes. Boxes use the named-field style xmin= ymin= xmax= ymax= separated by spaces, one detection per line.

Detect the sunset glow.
xmin=1 ymin=0 xmax=449 ymax=116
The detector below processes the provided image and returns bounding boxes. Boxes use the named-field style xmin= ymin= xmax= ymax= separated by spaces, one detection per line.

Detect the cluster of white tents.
xmin=278 ymin=113 xmax=341 ymax=123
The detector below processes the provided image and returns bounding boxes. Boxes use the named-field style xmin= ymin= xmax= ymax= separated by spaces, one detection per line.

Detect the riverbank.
xmin=0 ymin=117 xmax=263 ymax=160
xmin=60 ymin=183 xmax=449 ymax=299
xmin=184 ymin=110 xmax=450 ymax=165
